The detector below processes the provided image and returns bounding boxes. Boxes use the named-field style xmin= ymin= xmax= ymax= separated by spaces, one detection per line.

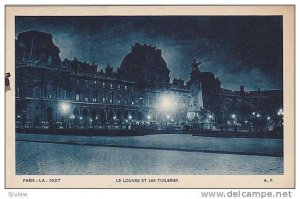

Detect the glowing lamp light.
xmin=231 ymin=114 xmax=236 ymax=119
xmin=147 ymin=115 xmax=152 ymax=120
xmin=245 ymin=120 xmax=248 ymax=124
xmin=161 ymin=97 xmax=172 ymax=110
xmin=252 ymin=112 xmax=255 ymax=116
xmin=277 ymin=109 xmax=283 ymax=116
xmin=166 ymin=115 xmax=170 ymax=119
xmin=113 ymin=116 xmax=117 ymax=120
xmin=69 ymin=114 xmax=75 ymax=119
xmin=59 ymin=102 xmax=70 ymax=114
xmin=17 ymin=115 xmax=20 ymax=118
xmin=267 ymin=116 xmax=271 ymax=120
xmin=79 ymin=116 xmax=83 ymax=120
xmin=159 ymin=94 xmax=177 ymax=112
xmin=256 ymin=114 xmax=260 ymax=118
xmin=128 ymin=115 xmax=132 ymax=120
xmin=208 ymin=114 xmax=213 ymax=119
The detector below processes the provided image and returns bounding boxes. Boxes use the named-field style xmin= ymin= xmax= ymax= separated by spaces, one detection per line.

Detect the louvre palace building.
xmin=15 ymin=30 xmax=283 ymax=130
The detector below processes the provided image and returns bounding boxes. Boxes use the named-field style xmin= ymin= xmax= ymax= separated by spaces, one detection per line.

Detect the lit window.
xmin=92 ymin=98 xmax=96 ymax=102
xmin=103 ymin=97 xmax=105 ymax=103
xmin=94 ymin=80 xmax=97 ymax=84
xmin=131 ymin=101 xmax=134 ymax=105
xmin=75 ymin=94 xmax=79 ymax=101
xmin=118 ymin=84 xmax=120 ymax=89
xmin=103 ymin=82 xmax=105 ymax=87
xmin=110 ymin=84 xmax=113 ymax=89
xmin=85 ymin=98 xmax=88 ymax=102
xmin=125 ymin=85 xmax=127 ymax=90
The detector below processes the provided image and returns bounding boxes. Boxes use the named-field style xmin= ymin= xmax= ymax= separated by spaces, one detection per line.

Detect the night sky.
xmin=15 ymin=16 xmax=283 ymax=91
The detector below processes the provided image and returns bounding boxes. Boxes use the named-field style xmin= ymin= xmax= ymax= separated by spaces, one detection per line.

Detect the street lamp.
xmin=256 ymin=114 xmax=260 ymax=118
xmin=231 ymin=114 xmax=236 ymax=119
xmin=208 ymin=114 xmax=213 ymax=131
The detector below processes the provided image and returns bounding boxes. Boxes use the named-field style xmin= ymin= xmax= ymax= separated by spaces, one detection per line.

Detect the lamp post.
xmin=265 ymin=116 xmax=271 ymax=132
xmin=128 ymin=115 xmax=132 ymax=130
xmin=69 ymin=114 xmax=75 ymax=129
xmin=59 ymin=101 xmax=70 ymax=128
xmin=165 ymin=114 xmax=170 ymax=128
xmin=208 ymin=114 xmax=213 ymax=131
xmin=277 ymin=108 xmax=283 ymax=129
xmin=231 ymin=114 xmax=237 ymax=132
xmin=113 ymin=116 xmax=117 ymax=130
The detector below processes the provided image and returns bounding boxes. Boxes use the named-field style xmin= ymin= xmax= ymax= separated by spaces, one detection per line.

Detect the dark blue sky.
xmin=16 ymin=16 xmax=283 ymax=91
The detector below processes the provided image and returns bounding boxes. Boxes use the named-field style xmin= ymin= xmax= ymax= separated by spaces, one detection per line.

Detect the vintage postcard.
xmin=5 ymin=5 xmax=295 ymax=188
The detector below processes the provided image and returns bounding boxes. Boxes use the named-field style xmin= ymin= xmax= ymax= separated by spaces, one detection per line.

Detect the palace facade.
xmin=15 ymin=30 xmax=283 ymax=130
